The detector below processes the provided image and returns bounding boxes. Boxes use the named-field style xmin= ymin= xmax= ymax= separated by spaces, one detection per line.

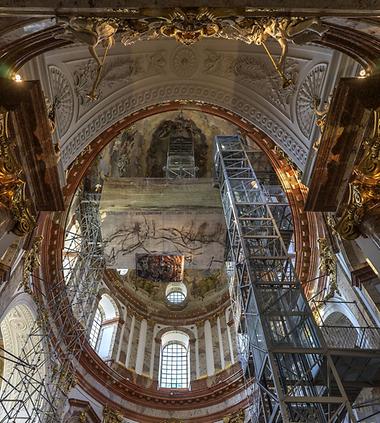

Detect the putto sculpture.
xmin=56 ymin=9 xmax=328 ymax=98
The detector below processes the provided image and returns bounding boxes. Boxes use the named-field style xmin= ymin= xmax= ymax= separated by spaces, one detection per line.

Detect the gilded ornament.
xmin=23 ymin=235 xmax=43 ymax=293
xmin=79 ymin=411 xmax=87 ymax=423
xmin=335 ymin=179 xmax=380 ymax=241
xmin=223 ymin=409 xmax=245 ymax=423
xmin=317 ymin=238 xmax=339 ymax=300
xmin=312 ymin=96 xmax=330 ymax=150
xmin=357 ymin=109 xmax=380 ymax=180
xmin=57 ymin=18 xmax=118 ymax=67
xmin=0 ymin=111 xmax=36 ymax=236
xmin=57 ymin=18 xmax=118 ymax=100
xmin=103 ymin=405 xmax=123 ymax=423
xmin=335 ymin=109 xmax=380 ymax=240
xmin=58 ymin=364 xmax=77 ymax=393
xmin=160 ymin=8 xmax=220 ymax=45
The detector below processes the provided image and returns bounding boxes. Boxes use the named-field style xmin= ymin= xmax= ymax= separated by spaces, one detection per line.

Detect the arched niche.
xmin=0 ymin=294 xmax=45 ymax=420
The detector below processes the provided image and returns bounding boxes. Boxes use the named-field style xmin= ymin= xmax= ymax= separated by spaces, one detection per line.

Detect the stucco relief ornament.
xmin=48 ymin=65 xmax=74 ymax=137
xmin=317 ymin=237 xmax=339 ymax=300
xmin=103 ymin=405 xmax=123 ymax=423
xmin=223 ymin=410 xmax=245 ymax=423
xmin=121 ymin=8 xmax=220 ymax=46
xmin=57 ymin=17 xmax=118 ymax=100
xmin=295 ymin=63 xmax=328 ymax=139
xmin=219 ymin=16 xmax=328 ymax=87
xmin=22 ymin=236 xmax=43 ymax=294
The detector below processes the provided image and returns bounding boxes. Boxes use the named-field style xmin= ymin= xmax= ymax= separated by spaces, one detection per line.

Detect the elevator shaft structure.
xmin=214 ymin=136 xmax=355 ymax=423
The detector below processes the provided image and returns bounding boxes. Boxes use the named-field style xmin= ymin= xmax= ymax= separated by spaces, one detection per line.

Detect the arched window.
xmin=89 ymin=294 xmax=119 ymax=359
xmin=89 ymin=307 xmax=103 ymax=348
xmin=62 ymin=219 xmax=81 ymax=283
xmin=159 ymin=331 xmax=190 ymax=389
xmin=165 ymin=282 xmax=187 ymax=305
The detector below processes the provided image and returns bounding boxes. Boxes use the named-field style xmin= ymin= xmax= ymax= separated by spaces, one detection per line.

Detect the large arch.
xmin=22 ymin=39 xmax=351 ymax=170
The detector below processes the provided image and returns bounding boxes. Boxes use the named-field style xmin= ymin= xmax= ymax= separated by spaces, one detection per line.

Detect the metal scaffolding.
xmin=214 ymin=135 xmax=356 ymax=423
xmin=0 ymin=192 xmax=104 ymax=422
xmin=165 ymin=133 xmax=197 ymax=179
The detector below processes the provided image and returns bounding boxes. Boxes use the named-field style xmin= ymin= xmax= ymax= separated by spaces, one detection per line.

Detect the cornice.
xmin=103 ymin=270 xmax=231 ymax=326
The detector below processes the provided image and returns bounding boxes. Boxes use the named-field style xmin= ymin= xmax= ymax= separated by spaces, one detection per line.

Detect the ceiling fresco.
xmin=79 ymin=109 xmax=276 ymax=308
xmin=87 ymin=109 xmax=243 ymax=183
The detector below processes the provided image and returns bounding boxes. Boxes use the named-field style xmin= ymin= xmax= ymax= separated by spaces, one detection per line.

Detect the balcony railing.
xmin=320 ymin=325 xmax=380 ymax=350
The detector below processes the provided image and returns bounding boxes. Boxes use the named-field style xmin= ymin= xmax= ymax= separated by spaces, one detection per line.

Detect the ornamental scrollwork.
xmin=56 ymin=10 xmax=329 ymax=98
xmin=103 ymin=405 xmax=123 ymax=423
xmin=122 ymin=12 xmax=327 ymax=88
xmin=48 ymin=65 xmax=74 ymax=137
xmin=223 ymin=409 xmax=245 ymax=423
xmin=317 ymin=238 xmax=339 ymax=300
xmin=0 ymin=110 xmax=36 ymax=237
xmin=295 ymin=63 xmax=328 ymax=139
xmin=334 ymin=109 xmax=380 ymax=240
xmin=22 ymin=235 xmax=43 ymax=294
xmin=312 ymin=96 xmax=330 ymax=150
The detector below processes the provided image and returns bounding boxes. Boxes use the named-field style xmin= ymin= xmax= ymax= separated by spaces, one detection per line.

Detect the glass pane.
xmin=167 ymin=291 xmax=185 ymax=304
xmin=160 ymin=343 xmax=188 ymax=388
xmin=89 ymin=308 xmax=102 ymax=348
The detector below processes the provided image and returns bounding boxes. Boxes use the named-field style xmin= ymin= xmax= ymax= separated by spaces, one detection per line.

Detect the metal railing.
xmin=320 ymin=325 xmax=380 ymax=350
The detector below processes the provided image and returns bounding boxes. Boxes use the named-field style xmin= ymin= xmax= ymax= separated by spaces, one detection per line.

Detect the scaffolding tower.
xmin=0 ymin=193 xmax=104 ymax=422
xmin=214 ymin=135 xmax=356 ymax=423
xmin=165 ymin=134 xmax=197 ymax=179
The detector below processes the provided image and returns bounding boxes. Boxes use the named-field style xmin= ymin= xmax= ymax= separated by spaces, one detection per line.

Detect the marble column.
xmin=125 ymin=314 xmax=135 ymax=369
xmin=135 ymin=318 xmax=147 ymax=375
xmin=226 ymin=309 xmax=235 ymax=365
xmin=189 ymin=338 xmax=196 ymax=380
xmin=115 ymin=308 xmax=127 ymax=362
xmin=217 ymin=316 xmax=225 ymax=369
xmin=204 ymin=319 xmax=215 ymax=376
xmin=194 ymin=325 xmax=200 ymax=378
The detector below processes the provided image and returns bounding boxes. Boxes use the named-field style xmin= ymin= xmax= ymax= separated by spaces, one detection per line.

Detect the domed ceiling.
xmin=75 ymin=109 xmax=273 ymax=316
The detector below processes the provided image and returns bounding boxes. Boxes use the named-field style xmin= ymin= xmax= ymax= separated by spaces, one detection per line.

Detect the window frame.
xmin=159 ymin=339 xmax=190 ymax=389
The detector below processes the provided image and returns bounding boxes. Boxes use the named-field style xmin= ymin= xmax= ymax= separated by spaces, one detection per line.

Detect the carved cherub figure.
xmin=58 ymin=18 xmax=118 ymax=66
xmin=312 ymin=96 xmax=330 ymax=149
xmin=250 ymin=17 xmax=328 ymax=73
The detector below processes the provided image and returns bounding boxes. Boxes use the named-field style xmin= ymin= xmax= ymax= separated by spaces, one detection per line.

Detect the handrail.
xmin=320 ymin=325 xmax=380 ymax=349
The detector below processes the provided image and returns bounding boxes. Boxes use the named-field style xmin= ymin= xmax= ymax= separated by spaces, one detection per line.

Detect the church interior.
xmin=0 ymin=2 xmax=380 ymax=422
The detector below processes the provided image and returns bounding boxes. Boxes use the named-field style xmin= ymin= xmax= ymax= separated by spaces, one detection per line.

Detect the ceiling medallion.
xmin=172 ymin=47 xmax=198 ymax=78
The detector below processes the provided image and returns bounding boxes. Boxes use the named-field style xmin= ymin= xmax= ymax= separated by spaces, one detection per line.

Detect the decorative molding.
xmin=335 ymin=109 xmax=380 ymax=240
xmin=60 ymin=82 xmax=308 ymax=169
xmin=317 ymin=237 xmax=339 ymax=300
xmin=172 ymin=46 xmax=198 ymax=78
xmin=202 ymin=50 xmax=299 ymax=117
xmin=39 ymin=40 xmax=335 ymax=171
xmin=72 ymin=51 xmax=167 ymax=116
xmin=296 ymin=62 xmax=328 ymax=138
xmin=0 ymin=109 xmax=36 ymax=236
xmin=48 ymin=65 xmax=74 ymax=137
xmin=103 ymin=405 xmax=123 ymax=423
